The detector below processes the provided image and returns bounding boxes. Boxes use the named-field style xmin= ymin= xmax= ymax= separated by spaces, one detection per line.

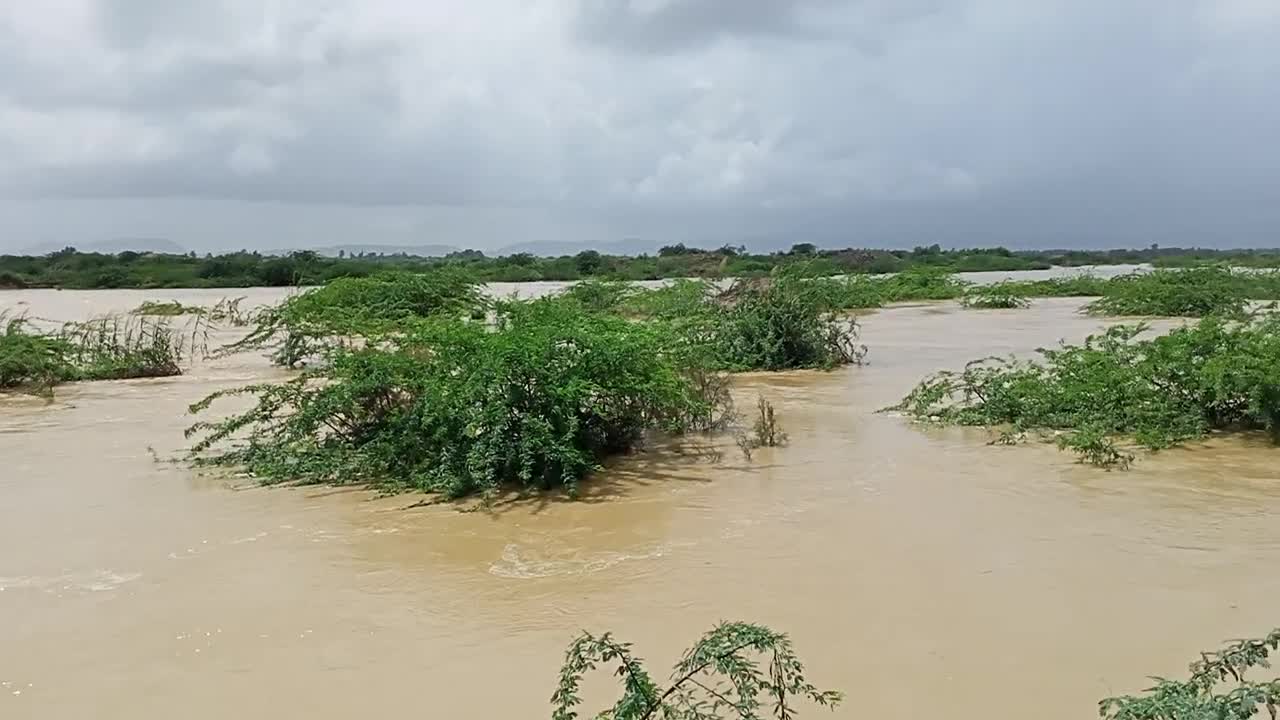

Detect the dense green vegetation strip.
xmin=8 ymin=244 xmax=1280 ymax=289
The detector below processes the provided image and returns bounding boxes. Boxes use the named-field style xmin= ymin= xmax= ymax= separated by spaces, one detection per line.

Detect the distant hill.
xmin=19 ymin=238 xmax=187 ymax=255
xmin=495 ymin=239 xmax=664 ymax=257
xmin=298 ymin=244 xmax=461 ymax=258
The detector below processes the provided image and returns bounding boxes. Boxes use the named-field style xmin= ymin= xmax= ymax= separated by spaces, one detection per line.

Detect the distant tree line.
xmin=2 ymin=243 xmax=1279 ymax=290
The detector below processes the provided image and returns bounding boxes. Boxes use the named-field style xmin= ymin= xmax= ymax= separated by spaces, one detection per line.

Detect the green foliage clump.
xmin=0 ymin=314 xmax=76 ymax=390
xmin=960 ymin=283 xmax=1031 ymax=309
xmin=187 ymin=299 xmax=721 ymax=498
xmin=1085 ymin=267 xmax=1250 ymax=318
xmin=1055 ymin=425 xmax=1134 ymax=470
xmin=552 ymin=621 xmax=841 ymax=720
xmin=132 ymin=300 xmax=204 ymax=317
xmin=0 ymin=312 xmax=199 ymax=393
xmin=1101 ymin=629 xmax=1280 ymax=720
xmin=561 ymin=279 xmax=636 ymax=313
xmin=0 ymin=271 xmax=29 ymax=289
xmin=58 ymin=315 xmax=202 ymax=381
xmin=714 ymin=277 xmax=866 ymax=371
xmin=892 ymin=315 xmax=1280 ymax=466
xmin=877 ymin=267 xmax=971 ymax=302
xmin=617 ymin=279 xmax=719 ymax=320
xmin=227 ymin=271 xmax=485 ymax=365
xmin=573 ymin=276 xmax=867 ymax=372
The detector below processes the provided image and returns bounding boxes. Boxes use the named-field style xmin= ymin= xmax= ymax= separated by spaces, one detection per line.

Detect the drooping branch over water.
xmin=551 ymin=621 xmax=842 ymax=720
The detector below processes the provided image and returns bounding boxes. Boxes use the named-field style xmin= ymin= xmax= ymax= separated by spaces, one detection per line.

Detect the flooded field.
xmin=2 ymin=274 xmax=1278 ymax=719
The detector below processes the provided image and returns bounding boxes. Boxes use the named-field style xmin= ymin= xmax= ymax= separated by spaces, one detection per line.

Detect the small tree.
xmin=552 ymin=621 xmax=841 ymax=720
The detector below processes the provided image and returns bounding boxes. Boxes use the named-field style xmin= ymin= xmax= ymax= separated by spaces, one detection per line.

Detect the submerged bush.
xmin=1101 ymin=628 xmax=1280 ymax=719
xmin=891 ymin=314 xmax=1280 ymax=466
xmin=0 ymin=312 xmax=199 ymax=393
xmin=736 ymin=396 xmax=788 ymax=460
xmin=960 ymin=283 xmax=1031 ymax=309
xmin=1085 ymin=267 xmax=1250 ymax=318
xmin=552 ymin=621 xmax=841 ymax=720
xmin=998 ymin=274 xmax=1111 ymax=298
xmin=560 ymin=279 xmax=635 ymax=313
xmin=225 ymin=270 xmax=485 ymax=365
xmin=617 ymin=279 xmax=719 ymax=320
xmin=132 ymin=300 xmax=204 ymax=317
xmin=575 ymin=276 xmax=867 ymax=372
xmin=714 ymin=277 xmax=867 ymax=371
xmin=187 ymin=299 xmax=724 ymax=498
xmin=133 ymin=297 xmax=252 ymax=327
xmin=0 ymin=314 xmax=75 ymax=390
xmin=878 ymin=267 xmax=971 ymax=302
xmin=60 ymin=315 xmax=197 ymax=381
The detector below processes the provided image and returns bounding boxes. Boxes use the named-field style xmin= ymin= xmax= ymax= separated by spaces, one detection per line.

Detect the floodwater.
xmin=2 ymin=273 xmax=1278 ymax=719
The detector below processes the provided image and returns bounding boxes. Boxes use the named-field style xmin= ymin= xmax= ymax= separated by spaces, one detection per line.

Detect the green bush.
xmin=132 ymin=300 xmax=204 ymax=316
xmin=187 ymin=299 xmax=722 ymax=498
xmin=714 ymin=277 xmax=866 ymax=371
xmin=878 ymin=267 xmax=970 ymax=302
xmin=560 ymin=279 xmax=635 ymax=312
xmin=0 ymin=315 xmax=76 ymax=390
xmin=997 ymin=274 xmax=1110 ymax=298
xmin=1101 ymin=628 xmax=1280 ymax=719
xmin=891 ymin=314 xmax=1280 ymax=466
xmin=960 ymin=283 xmax=1031 ymax=309
xmin=59 ymin=315 xmax=200 ymax=381
xmin=0 ymin=312 xmax=197 ymax=393
xmin=1085 ymin=267 xmax=1250 ymax=318
xmin=553 ymin=621 xmax=841 ymax=720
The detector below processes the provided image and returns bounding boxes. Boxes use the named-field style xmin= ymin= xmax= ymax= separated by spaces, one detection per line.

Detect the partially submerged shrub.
xmin=0 ymin=311 xmax=199 ymax=393
xmin=187 ymin=300 xmax=724 ymax=498
xmin=225 ymin=270 xmax=485 ymax=365
xmin=1101 ymin=628 xmax=1280 ymax=719
xmin=960 ymin=283 xmax=1031 ymax=309
xmin=0 ymin=314 xmax=75 ymax=391
xmin=593 ymin=277 xmax=867 ymax=372
xmin=59 ymin=315 xmax=204 ymax=381
xmin=561 ymin=279 xmax=635 ymax=313
xmin=1085 ymin=267 xmax=1250 ymax=318
xmin=1055 ymin=425 xmax=1133 ymax=470
xmin=878 ymin=267 xmax=971 ymax=302
xmin=132 ymin=300 xmax=203 ymax=317
xmin=891 ymin=315 xmax=1280 ymax=466
xmin=736 ymin=396 xmax=788 ymax=460
xmin=618 ymin=279 xmax=719 ymax=320
xmin=552 ymin=621 xmax=841 ymax=720
xmin=998 ymin=274 xmax=1110 ymax=298
xmin=714 ymin=277 xmax=867 ymax=371
xmin=205 ymin=296 xmax=252 ymax=327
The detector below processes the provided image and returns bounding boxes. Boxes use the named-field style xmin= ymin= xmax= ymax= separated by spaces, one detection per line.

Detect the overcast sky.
xmin=1 ymin=0 xmax=1278 ymax=253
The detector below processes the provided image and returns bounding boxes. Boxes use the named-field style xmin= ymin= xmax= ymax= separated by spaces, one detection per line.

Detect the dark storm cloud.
xmin=0 ymin=0 xmax=1278 ymax=251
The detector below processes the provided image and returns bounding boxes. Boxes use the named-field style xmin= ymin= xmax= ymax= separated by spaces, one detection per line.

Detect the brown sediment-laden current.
xmin=2 ymin=275 xmax=1278 ymax=719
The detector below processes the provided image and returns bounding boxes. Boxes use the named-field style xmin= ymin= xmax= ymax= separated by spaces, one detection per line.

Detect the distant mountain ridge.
xmin=19 ymin=238 xmax=187 ymax=255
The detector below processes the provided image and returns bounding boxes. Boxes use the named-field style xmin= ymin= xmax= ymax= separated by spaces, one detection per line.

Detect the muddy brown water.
xmin=3 ymin=276 xmax=1279 ymax=719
